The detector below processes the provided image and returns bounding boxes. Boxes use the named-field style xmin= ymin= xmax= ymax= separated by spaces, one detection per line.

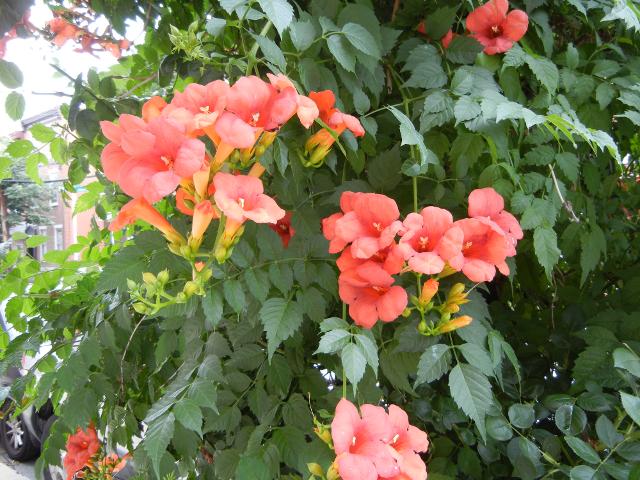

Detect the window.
xmin=54 ymin=225 xmax=63 ymax=250
xmin=49 ymin=191 xmax=59 ymax=208
xmin=38 ymin=226 xmax=48 ymax=259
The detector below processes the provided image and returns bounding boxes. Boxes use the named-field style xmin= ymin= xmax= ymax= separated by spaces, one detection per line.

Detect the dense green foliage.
xmin=1 ymin=0 xmax=640 ymax=479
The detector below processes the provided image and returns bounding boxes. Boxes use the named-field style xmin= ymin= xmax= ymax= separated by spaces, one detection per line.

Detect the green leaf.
xmin=367 ymin=146 xmax=402 ymax=190
xmin=402 ymin=45 xmax=447 ymax=89
xmin=613 ymin=348 xmax=640 ymax=377
xmin=580 ymin=225 xmax=606 ymax=285
xmin=144 ymin=412 xmax=175 ymax=478
xmin=260 ymin=298 xmax=303 ymax=360
xmin=223 ymin=279 xmax=245 ymax=314
xmin=256 ymin=0 xmax=294 ymax=37
xmin=486 ymin=416 xmax=513 ymax=441
xmin=534 ymin=226 xmax=561 ymax=279
xmin=449 ymin=363 xmax=492 ymax=441
xmin=50 ymin=137 xmax=67 ymax=163
xmin=5 ymin=92 xmax=25 ymax=120
xmin=25 ymin=235 xmax=48 ymax=248
xmin=570 ymin=466 xmax=596 ymax=480
xmin=555 ymin=404 xmax=587 ymax=435
xmin=556 ymin=152 xmax=579 ymax=183
xmin=30 ymin=124 xmax=57 ymax=143
xmin=621 ymin=392 xmax=640 ymax=426
xmin=602 ymin=1 xmax=640 ymax=31
xmin=7 ymin=139 xmax=33 ymax=157
xmin=253 ymin=34 xmax=286 ymax=71
xmin=206 ymin=17 xmax=226 ymax=37
xmin=508 ymin=404 xmax=535 ymax=429
xmin=415 ymin=344 xmax=451 ymax=386
xmin=25 ymin=152 xmax=47 ymax=184
xmin=419 ymin=90 xmax=454 ymax=132
xmin=327 ymin=35 xmax=357 ymax=72
xmin=446 ymin=36 xmax=484 ymax=64
xmin=454 ymin=96 xmax=481 ymax=124
xmin=235 ymin=455 xmax=271 ymax=480
xmin=458 ymin=343 xmax=494 ymax=377
xmin=341 ymin=23 xmax=380 ymax=60
xmin=173 ymin=399 xmax=203 ymax=437
xmin=0 ymin=59 xmax=23 ymax=88
xmin=315 ymin=329 xmax=351 ymax=354
xmin=526 ymin=55 xmax=559 ymax=93
xmin=203 ymin=288 xmax=224 ymax=328
xmin=341 ymin=342 xmax=366 ymax=389
xmin=565 ymin=436 xmax=600 ymax=464
xmin=354 ymin=333 xmax=378 ymax=374
xmin=595 ymin=415 xmax=622 ymax=449
xmin=422 ymin=6 xmax=458 ymax=40
xmin=388 ymin=106 xmax=438 ymax=176
xmin=96 ymin=246 xmax=146 ymax=293
xmin=289 ymin=19 xmax=316 ymax=52
xmin=521 ymin=199 xmax=556 ymax=230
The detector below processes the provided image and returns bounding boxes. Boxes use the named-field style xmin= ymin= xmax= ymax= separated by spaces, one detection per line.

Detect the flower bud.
xmin=126 ymin=279 xmax=138 ymax=290
xmin=307 ymin=463 xmax=324 ymax=477
xmin=313 ymin=421 xmax=333 ymax=447
xmin=418 ymin=319 xmax=429 ymax=335
xmin=157 ymin=269 xmax=170 ymax=285
xmin=402 ymin=307 xmax=412 ymax=318
xmin=183 ymin=281 xmax=200 ymax=297
xmin=175 ymin=292 xmax=187 ymax=304
xmin=326 ymin=462 xmax=340 ymax=480
xmin=420 ymin=279 xmax=439 ymax=305
xmin=142 ymin=272 xmax=157 ymax=285
xmin=449 ymin=283 xmax=466 ymax=297
xmin=132 ymin=302 xmax=148 ymax=314
xmin=438 ymin=315 xmax=473 ymax=333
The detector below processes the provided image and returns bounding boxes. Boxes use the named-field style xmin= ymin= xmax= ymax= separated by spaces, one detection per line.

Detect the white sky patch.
xmin=0 ymin=0 xmax=144 ymax=136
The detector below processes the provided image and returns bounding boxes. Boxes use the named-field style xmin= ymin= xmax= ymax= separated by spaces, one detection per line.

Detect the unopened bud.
xmin=438 ymin=315 xmax=473 ymax=333
xmin=417 ymin=319 xmax=429 ymax=335
xmin=132 ymin=302 xmax=148 ymax=314
xmin=326 ymin=462 xmax=340 ymax=480
xmin=420 ymin=279 xmax=439 ymax=305
xmin=175 ymin=292 xmax=187 ymax=304
xmin=179 ymin=244 xmax=192 ymax=258
xmin=255 ymin=145 xmax=266 ymax=157
xmin=157 ymin=269 xmax=170 ymax=285
xmin=442 ymin=304 xmax=460 ymax=314
xmin=142 ymin=272 xmax=157 ymax=285
xmin=201 ymin=268 xmax=213 ymax=282
xmin=307 ymin=463 xmax=324 ymax=477
xmin=438 ymin=264 xmax=457 ymax=278
xmin=401 ymin=307 xmax=412 ymax=318
xmin=126 ymin=279 xmax=138 ymax=290
xmin=183 ymin=281 xmax=199 ymax=297
xmin=313 ymin=422 xmax=333 ymax=447
xmin=449 ymin=283 xmax=466 ymax=297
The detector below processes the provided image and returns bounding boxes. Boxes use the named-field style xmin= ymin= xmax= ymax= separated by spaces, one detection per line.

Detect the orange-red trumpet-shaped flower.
xmin=419 ymin=278 xmax=439 ymax=305
xmin=213 ymin=173 xmax=285 ymax=225
xmin=49 ymin=17 xmax=81 ymax=47
xmin=305 ymin=90 xmax=365 ymax=164
xmin=110 ymin=198 xmax=185 ymax=245
xmin=191 ymin=200 xmax=217 ymax=241
xmin=466 ymin=0 xmax=528 ymax=55
xmin=339 ymin=261 xmax=408 ymax=328
xmin=438 ymin=315 xmax=473 ymax=333
xmin=330 ymin=399 xmax=429 ymax=480
xmin=63 ymin=425 xmax=100 ymax=480
xmin=100 ymin=115 xmax=207 ymax=203
xmin=142 ymin=96 xmax=168 ymax=122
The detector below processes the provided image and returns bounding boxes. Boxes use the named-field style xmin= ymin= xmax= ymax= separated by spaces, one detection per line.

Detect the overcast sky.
xmin=0 ymin=0 xmax=143 ymax=136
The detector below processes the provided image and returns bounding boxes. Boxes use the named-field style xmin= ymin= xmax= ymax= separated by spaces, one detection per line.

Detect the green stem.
xmin=245 ymin=20 xmax=273 ymax=75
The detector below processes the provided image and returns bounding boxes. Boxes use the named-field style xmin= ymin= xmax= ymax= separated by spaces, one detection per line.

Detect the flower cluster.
xmin=48 ymin=15 xmax=130 ymax=58
xmin=63 ymin=425 xmax=128 ymax=480
xmin=322 ymin=188 xmax=521 ymax=329
xmin=101 ymin=74 xmax=362 ymax=304
xmin=0 ymin=10 xmax=34 ymax=59
xmin=323 ymin=398 xmax=429 ymax=480
xmin=418 ymin=0 xmax=528 ymax=55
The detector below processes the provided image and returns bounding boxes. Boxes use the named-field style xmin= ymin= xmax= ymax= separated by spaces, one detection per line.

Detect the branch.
xmin=548 ymin=164 xmax=580 ymax=223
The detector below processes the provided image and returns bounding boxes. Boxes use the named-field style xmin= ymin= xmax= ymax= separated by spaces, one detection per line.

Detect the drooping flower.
xmin=213 ymin=172 xmax=285 ymax=225
xmin=100 ymin=115 xmax=207 ymax=202
xmin=337 ymin=244 xmax=404 ymax=276
xmin=167 ymin=80 xmax=229 ymax=136
xmin=467 ymin=187 xmax=523 ymax=256
xmin=209 ymin=76 xmax=302 ymax=165
xmin=110 ymin=198 xmax=185 ymax=245
xmin=49 ymin=17 xmax=81 ymax=47
xmin=266 ymin=73 xmax=319 ymax=128
xmin=398 ymin=207 xmax=463 ymax=275
xmin=448 ymin=217 xmax=510 ymax=282
xmin=191 ymin=200 xmax=218 ymax=241
xmin=386 ymin=405 xmax=430 ymax=480
xmin=63 ymin=425 xmax=100 ymax=480
xmin=331 ymin=399 xmax=398 ymax=480
xmin=419 ymin=278 xmax=439 ymax=305
xmin=323 ymin=192 xmax=403 ymax=260
xmin=305 ymin=90 xmax=365 ymax=165
xmin=269 ymin=211 xmax=295 ymax=247
xmin=330 ymin=399 xmax=429 ymax=480
xmin=339 ymin=261 xmax=408 ymax=328
xmin=466 ymin=0 xmax=528 ymax=55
